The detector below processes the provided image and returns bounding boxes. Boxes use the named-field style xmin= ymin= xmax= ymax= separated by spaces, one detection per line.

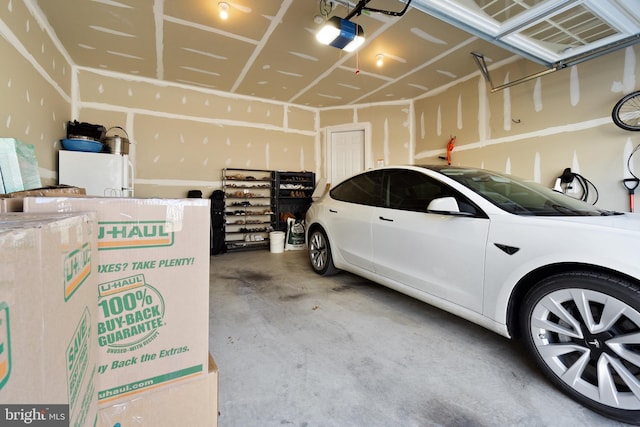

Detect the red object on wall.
xmin=446 ymin=136 xmax=456 ymax=165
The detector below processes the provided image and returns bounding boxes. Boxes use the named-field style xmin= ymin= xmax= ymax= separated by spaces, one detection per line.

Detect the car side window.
xmin=330 ymin=170 xmax=384 ymax=206
xmin=384 ymin=170 xmax=442 ymax=211
xmin=384 ymin=169 xmax=481 ymax=215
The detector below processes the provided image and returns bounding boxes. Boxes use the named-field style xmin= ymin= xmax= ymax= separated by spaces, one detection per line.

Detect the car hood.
xmin=534 ymin=212 xmax=640 ymax=233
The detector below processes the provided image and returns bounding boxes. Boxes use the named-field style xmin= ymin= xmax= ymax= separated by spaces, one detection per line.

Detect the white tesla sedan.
xmin=305 ymin=165 xmax=640 ymax=424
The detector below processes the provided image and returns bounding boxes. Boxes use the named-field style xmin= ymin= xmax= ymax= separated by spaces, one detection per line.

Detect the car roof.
xmin=373 ymin=165 xmax=480 ymax=175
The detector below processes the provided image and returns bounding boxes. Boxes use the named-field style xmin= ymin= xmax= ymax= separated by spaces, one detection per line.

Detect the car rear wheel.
xmin=308 ymin=228 xmax=338 ymax=276
xmin=521 ymin=271 xmax=640 ymax=424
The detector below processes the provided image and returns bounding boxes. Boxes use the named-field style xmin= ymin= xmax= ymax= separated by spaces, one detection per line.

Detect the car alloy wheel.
xmin=308 ymin=228 xmax=337 ymax=276
xmin=522 ymin=271 xmax=640 ymax=424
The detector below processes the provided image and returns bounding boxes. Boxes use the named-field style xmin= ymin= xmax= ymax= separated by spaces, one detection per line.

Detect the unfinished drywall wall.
xmin=0 ymin=0 xmax=71 ymax=186
xmin=414 ymin=46 xmax=640 ymax=212
xmin=75 ymin=69 xmax=317 ymax=198
xmin=2 ymin=0 xmax=639 ymax=210
xmin=1 ymin=2 xmax=318 ymax=199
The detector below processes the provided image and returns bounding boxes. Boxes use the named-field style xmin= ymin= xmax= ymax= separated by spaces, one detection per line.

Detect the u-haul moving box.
xmin=0 ymin=212 xmax=99 ymax=427
xmin=24 ymin=197 xmax=210 ymax=406
xmin=98 ymin=352 xmax=218 ymax=427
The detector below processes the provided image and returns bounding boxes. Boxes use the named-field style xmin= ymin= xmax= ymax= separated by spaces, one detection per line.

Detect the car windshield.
xmin=435 ymin=167 xmax=620 ymax=216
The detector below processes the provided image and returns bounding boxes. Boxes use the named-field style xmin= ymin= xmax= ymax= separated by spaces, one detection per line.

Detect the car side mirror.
xmin=427 ymin=197 xmax=473 ymax=216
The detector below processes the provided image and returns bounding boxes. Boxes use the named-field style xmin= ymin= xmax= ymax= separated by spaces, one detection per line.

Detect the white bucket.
xmin=269 ymin=231 xmax=285 ymax=253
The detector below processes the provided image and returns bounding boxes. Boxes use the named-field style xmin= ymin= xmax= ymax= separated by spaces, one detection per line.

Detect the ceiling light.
xmin=376 ymin=54 xmax=384 ymax=67
xmin=316 ymin=16 xmax=365 ymax=52
xmin=218 ymin=2 xmax=229 ymax=20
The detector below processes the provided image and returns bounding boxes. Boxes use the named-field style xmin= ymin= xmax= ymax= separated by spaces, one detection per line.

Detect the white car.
xmin=305 ymin=165 xmax=640 ymax=424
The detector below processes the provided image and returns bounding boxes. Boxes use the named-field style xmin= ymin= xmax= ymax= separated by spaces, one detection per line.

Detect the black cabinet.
xmin=273 ymin=171 xmax=315 ymax=231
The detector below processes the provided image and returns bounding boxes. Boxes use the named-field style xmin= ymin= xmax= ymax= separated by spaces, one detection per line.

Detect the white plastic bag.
xmin=285 ymin=218 xmax=306 ymax=251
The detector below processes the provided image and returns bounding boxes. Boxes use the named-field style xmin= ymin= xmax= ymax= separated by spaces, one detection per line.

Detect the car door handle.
xmin=379 ymin=216 xmax=394 ymax=222
xmin=329 ymin=209 xmax=338 ymax=213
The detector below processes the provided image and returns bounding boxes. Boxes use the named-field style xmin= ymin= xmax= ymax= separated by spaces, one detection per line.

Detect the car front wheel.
xmin=308 ymin=227 xmax=338 ymax=276
xmin=521 ymin=271 xmax=640 ymax=424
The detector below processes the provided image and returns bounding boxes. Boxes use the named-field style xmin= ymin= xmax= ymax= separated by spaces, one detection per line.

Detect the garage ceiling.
xmin=412 ymin=0 xmax=640 ymax=67
xmin=32 ymin=0 xmax=640 ymax=108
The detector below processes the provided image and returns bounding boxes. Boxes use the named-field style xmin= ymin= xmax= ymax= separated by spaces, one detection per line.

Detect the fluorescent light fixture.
xmin=316 ymin=16 xmax=365 ymax=52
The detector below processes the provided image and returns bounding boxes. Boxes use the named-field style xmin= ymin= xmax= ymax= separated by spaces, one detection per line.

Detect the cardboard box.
xmin=0 ymin=212 xmax=99 ymax=427
xmin=0 ymin=138 xmax=41 ymax=193
xmin=0 ymin=186 xmax=85 ymax=212
xmin=25 ymin=197 xmax=211 ymax=406
xmin=3 ymin=185 xmax=86 ymax=198
xmin=0 ymin=198 xmax=23 ymax=213
xmin=97 ymin=352 xmax=218 ymax=427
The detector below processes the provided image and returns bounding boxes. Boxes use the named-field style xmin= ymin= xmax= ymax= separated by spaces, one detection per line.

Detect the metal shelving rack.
xmin=222 ymin=168 xmax=275 ymax=251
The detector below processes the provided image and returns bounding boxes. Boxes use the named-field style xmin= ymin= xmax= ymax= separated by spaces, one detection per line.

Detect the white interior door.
xmin=330 ymin=129 xmax=365 ymax=186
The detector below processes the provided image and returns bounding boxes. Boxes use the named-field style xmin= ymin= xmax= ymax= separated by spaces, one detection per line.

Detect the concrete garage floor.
xmin=208 ymin=250 xmax=628 ymax=427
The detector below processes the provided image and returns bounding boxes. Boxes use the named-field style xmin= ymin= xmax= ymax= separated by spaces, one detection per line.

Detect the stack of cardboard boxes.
xmin=0 ymin=195 xmax=217 ymax=426
xmin=0 ymin=212 xmax=99 ymax=426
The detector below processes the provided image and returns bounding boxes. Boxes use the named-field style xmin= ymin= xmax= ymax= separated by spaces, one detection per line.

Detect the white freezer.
xmin=58 ymin=150 xmax=134 ymax=197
